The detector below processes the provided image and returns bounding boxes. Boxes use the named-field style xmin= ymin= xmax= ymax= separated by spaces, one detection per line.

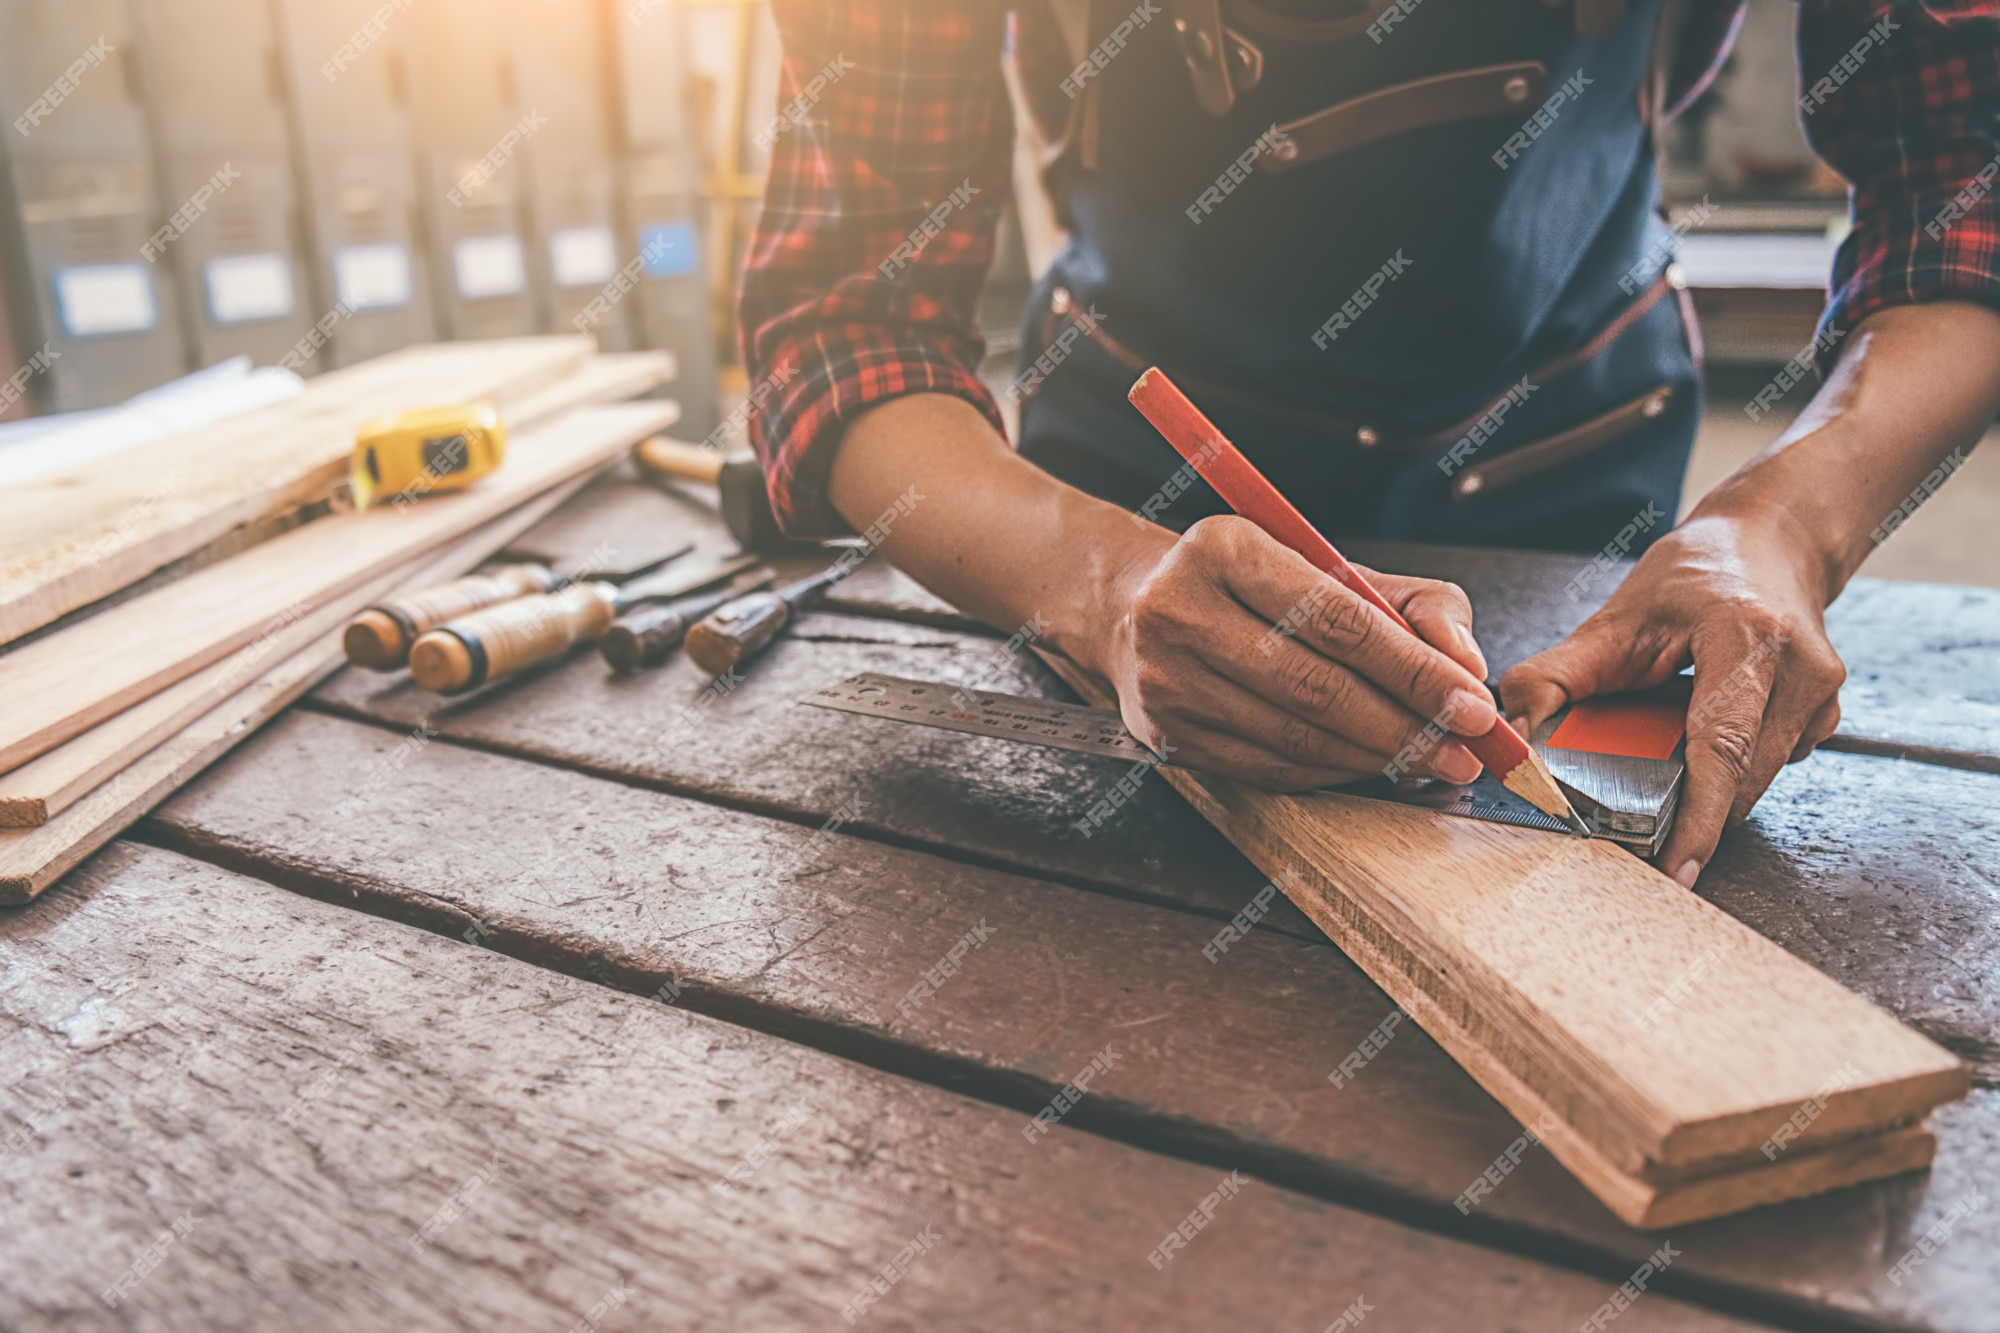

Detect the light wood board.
xmin=0 ymin=480 xmax=588 ymax=902
xmin=1032 ymin=649 xmax=1967 ymax=1226
xmin=0 ymin=337 xmax=596 ymax=645
xmin=0 ymin=401 xmax=674 ymax=776
xmin=0 ymin=356 xmax=673 ymax=828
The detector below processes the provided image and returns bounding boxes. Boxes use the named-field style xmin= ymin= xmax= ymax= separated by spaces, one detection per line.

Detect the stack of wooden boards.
xmin=0 ymin=337 xmax=680 ymax=901
xmin=1035 ymin=652 xmax=1970 ymax=1228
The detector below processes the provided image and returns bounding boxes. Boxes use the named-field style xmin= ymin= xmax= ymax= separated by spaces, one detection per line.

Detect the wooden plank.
xmin=0 ymin=475 xmax=594 ymax=831
xmin=0 ymin=360 xmax=671 ymax=829
xmin=150 ymin=710 xmax=2000 ymax=1331
xmin=0 ymin=483 xmax=588 ymax=902
xmin=306 ymin=604 xmax=1297 ymax=932
xmin=1034 ymin=651 xmax=1965 ymax=1219
xmin=1818 ymin=580 xmax=2000 ymax=770
xmin=0 ymin=337 xmax=596 ymax=645
xmin=0 ymin=402 xmax=674 ymax=776
xmin=0 ymin=842 xmax=1762 ymax=1332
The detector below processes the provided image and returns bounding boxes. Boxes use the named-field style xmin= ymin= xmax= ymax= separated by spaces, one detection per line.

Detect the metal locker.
xmin=128 ymin=0 xmax=315 ymax=372
xmin=400 ymin=0 xmax=538 ymax=341
xmin=606 ymin=0 xmax=717 ymax=437
xmin=0 ymin=0 xmax=188 ymax=412
xmin=267 ymin=0 xmax=437 ymax=369
xmin=506 ymin=0 xmax=634 ymax=351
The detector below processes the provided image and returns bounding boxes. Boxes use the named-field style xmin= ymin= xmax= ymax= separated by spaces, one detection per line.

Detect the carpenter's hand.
xmin=1500 ymin=512 xmax=1846 ymax=888
xmin=1102 ymin=515 xmax=1500 ymax=791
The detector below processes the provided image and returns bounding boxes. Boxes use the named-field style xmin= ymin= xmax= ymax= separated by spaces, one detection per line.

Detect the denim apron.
xmin=1015 ymin=0 xmax=1701 ymax=553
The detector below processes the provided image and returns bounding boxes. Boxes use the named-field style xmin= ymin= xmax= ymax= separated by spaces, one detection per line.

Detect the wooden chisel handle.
xmin=682 ymin=591 xmax=791 ymax=678
xmin=409 ymin=582 xmax=619 ymax=693
xmin=601 ymin=574 xmax=775 ymax=674
xmin=344 ymin=563 xmax=558 ymax=668
xmin=682 ymin=561 xmax=856 ymax=678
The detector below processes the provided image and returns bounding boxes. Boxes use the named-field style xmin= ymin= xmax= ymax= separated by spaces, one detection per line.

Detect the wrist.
xmin=1679 ymin=490 xmax=1843 ymax=610
xmin=1054 ymin=514 xmax=1178 ymax=685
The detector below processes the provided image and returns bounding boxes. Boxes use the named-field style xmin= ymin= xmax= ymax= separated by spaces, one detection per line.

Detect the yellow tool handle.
xmin=344 ymin=564 xmax=558 ymax=669
xmin=634 ymin=436 xmax=726 ymax=485
xmin=683 ymin=591 xmax=792 ymax=678
xmin=408 ymin=583 xmax=619 ymax=693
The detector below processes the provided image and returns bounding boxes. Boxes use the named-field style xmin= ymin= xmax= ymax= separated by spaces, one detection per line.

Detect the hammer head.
xmin=717 ymin=449 xmax=797 ymax=551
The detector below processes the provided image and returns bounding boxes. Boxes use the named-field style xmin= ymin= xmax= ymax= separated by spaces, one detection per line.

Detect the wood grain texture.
xmin=0 ymin=338 xmax=596 ymax=645
xmin=0 ymin=842 xmax=1765 ymax=1333
xmin=1818 ymin=579 xmax=2000 ymax=768
xmin=149 ymin=709 xmax=2000 ymax=1331
xmin=307 ymin=605 xmax=1297 ymax=932
xmin=0 ymin=485 xmax=588 ymax=902
xmin=0 ymin=402 xmax=674 ymax=776
xmin=1036 ymin=651 xmax=1965 ymax=1217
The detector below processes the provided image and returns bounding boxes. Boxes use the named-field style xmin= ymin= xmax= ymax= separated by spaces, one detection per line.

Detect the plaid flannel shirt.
xmin=740 ymin=0 xmax=2000 ymax=537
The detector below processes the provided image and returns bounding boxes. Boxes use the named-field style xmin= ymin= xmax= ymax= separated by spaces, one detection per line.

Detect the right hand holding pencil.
xmin=1095 ymin=514 xmax=1500 ymax=791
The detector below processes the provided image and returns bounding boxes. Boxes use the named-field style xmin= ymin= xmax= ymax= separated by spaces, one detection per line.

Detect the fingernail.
xmin=1454 ymin=624 xmax=1488 ymax=675
xmin=1434 ymin=741 xmax=1481 ymax=784
xmin=1673 ymin=859 xmax=1702 ymax=889
xmin=1445 ymin=688 xmax=1492 ymax=728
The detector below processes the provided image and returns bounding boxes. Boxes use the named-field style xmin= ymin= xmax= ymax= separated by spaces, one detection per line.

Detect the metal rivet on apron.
xmin=1456 ymin=474 xmax=1484 ymax=496
xmin=1503 ymin=75 xmax=1531 ymax=103
xmin=1050 ymin=286 xmax=1072 ymax=315
xmin=1273 ymin=138 xmax=1299 ymax=162
xmin=1665 ymin=262 xmax=1686 ymax=290
xmin=1642 ymin=391 xmax=1669 ymax=418
xmin=1179 ymin=21 xmax=1216 ymax=62
xmin=1355 ymin=425 xmax=1380 ymax=447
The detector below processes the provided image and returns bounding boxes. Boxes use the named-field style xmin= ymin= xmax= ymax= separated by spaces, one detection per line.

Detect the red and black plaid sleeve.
xmin=1799 ymin=0 xmax=2000 ymax=368
xmin=738 ymin=1 xmax=1016 ymax=538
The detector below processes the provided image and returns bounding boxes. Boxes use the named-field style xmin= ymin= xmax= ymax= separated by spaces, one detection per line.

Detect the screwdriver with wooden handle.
xmin=408 ymin=555 xmax=760 ymax=693
xmin=683 ymin=560 xmax=858 ymax=677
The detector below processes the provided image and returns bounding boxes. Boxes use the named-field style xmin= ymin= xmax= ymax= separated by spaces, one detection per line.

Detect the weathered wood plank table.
xmin=4 ymin=473 xmax=1995 ymax=1332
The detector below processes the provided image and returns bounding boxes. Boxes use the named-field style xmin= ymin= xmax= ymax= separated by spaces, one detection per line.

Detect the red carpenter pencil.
xmin=1126 ymin=366 xmax=1586 ymax=833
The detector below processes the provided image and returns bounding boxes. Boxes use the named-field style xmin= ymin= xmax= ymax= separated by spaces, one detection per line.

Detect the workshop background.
xmin=1 ymin=0 xmax=1991 ymax=584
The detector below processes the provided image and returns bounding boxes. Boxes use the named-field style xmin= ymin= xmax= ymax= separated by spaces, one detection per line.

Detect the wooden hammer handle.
xmin=635 ymin=436 xmax=726 ymax=485
xmin=409 ymin=583 xmax=618 ymax=692
xmin=345 ymin=564 xmax=557 ymax=668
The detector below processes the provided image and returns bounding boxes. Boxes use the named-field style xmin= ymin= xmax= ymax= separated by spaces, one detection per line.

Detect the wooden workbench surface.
xmin=5 ymin=473 xmax=1996 ymax=1331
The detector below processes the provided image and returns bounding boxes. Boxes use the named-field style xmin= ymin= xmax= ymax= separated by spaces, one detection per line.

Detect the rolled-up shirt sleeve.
xmin=738 ymin=0 xmax=1016 ymax=538
xmin=1799 ymin=0 xmax=2000 ymax=370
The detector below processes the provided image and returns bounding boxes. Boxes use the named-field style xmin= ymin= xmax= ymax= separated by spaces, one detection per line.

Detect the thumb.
xmin=1500 ymin=617 xmax=1659 ymax=733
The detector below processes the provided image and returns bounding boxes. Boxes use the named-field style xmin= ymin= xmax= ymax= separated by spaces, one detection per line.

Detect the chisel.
xmin=1127 ymin=367 xmax=1589 ymax=835
xmin=342 ymin=542 xmax=693 ymax=669
xmin=601 ymin=569 xmax=777 ymax=673
xmin=343 ymin=563 xmax=559 ymax=669
xmin=682 ymin=560 xmax=857 ymax=677
xmin=408 ymin=554 xmax=760 ymax=693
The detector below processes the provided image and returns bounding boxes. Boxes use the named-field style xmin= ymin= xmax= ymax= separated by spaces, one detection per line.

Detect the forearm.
xmin=828 ymin=392 xmax=1172 ymax=675
xmin=1692 ymin=301 xmax=2000 ymax=603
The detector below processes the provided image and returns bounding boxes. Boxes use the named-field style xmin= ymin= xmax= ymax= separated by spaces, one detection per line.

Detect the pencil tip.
xmin=1501 ymin=752 xmax=1592 ymax=837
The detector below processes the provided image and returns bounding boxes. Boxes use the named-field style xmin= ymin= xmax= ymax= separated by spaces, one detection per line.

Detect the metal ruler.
xmin=804 ymin=672 xmax=1581 ymax=836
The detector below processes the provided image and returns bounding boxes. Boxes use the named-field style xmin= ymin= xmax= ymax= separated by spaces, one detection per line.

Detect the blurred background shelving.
xmin=2 ymin=0 xmax=1991 ymax=584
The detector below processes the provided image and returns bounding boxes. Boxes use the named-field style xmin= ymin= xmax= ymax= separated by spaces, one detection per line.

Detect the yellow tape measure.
xmin=351 ymin=402 xmax=506 ymax=511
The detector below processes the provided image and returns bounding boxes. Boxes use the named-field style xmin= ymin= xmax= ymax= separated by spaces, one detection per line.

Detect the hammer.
xmin=635 ymin=437 xmax=799 ymax=551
